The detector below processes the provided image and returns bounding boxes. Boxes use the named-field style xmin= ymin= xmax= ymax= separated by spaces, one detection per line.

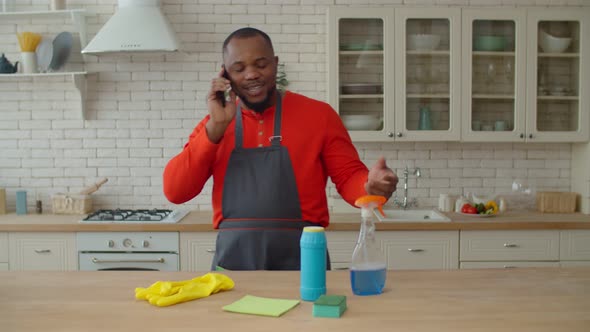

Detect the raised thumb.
xmin=375 ymin=156 xmax=387 ymax=169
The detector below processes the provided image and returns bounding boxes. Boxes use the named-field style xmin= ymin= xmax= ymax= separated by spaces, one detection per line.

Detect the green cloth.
xmin=222 ymin=295 xmax=300 ymax=317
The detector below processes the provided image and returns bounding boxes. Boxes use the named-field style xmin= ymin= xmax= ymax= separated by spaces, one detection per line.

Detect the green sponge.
xmin=312 ymin=295 xmax=347 ymax=318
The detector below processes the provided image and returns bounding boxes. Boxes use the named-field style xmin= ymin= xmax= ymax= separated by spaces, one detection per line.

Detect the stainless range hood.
xmin=82 ymin=0 xmax=179 ymax=54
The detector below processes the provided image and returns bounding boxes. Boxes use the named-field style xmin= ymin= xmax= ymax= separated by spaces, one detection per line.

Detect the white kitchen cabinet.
xmin=394 ymin=8 xmax=462 ymax=141
xmin=0 ymin=232 xmax=8 ymax=271
xmin=325 ymin=231 xmax=357 ymax=270
xmin=0 ymin=9 xmax=91 ymax=119
xmin=461 ymin=261 xmax=560 ymax=269
xmin=180 ymin=232 xmax=217 ymax=272
xmin=461 ymin=8 xmax=527 ymax=142
xmin=326 ymin=230 xmax=459 ymax=270
xmin=328 ymin=7 xmax=461 ymax=142
xmin=460 ymin=230 xmax=559 ymax=263
xmin=8 ymin=232 xmax=77 ymax=271
xmin=560 ymin=230 xmax=590 ymax=262
xmin=462 ymin=8 xmax=589 ymax=142
xmin=525 ymin=9 xmax=589 ymax=142
xmin=327 ymin=7 xmax=393 ymax=142
xmin=378 ymin=231 xmax=459 ymax=270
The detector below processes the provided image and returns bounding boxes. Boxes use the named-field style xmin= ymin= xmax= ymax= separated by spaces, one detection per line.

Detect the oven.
xmin=77 ymin=232 xmax=179 ymax=271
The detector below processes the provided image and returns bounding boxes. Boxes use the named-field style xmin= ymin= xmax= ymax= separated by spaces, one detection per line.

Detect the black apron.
xmin=211 ymin=93 xmax=330 ymax=271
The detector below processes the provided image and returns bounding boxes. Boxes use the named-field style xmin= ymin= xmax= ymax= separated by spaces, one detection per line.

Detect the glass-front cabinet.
xmin=328 ymin=8 xmax=393 ymax=142
xmin=462 ymin=9 xmax=527 ymax=142
xmin=329 ymin=6 xmax=589 ymax=143
xmin=395 ymin=8 xmax=461 ymax=141
xmin=526 ymin=9 xmax=589 ymax=142
xmin=328 ymin=7 xmax=460 ymax=142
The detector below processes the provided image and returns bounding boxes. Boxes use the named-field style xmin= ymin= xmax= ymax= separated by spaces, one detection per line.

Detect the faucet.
xmin=393 ymin=166 xmax=421 ymax=209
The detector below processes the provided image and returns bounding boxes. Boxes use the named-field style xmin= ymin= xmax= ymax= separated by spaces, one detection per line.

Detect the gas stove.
xmin=80 ymin=209 xmax=189 ymax=224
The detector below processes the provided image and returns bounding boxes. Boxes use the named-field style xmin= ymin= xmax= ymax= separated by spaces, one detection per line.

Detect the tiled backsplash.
xmin=0 ymin=0 xmax=585 ymax=213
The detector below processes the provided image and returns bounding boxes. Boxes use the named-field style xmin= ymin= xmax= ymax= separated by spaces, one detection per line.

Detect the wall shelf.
xmin=0 ymin=72 xmax=90 ymax=119
xmin=0 ymin=9 xmax=89 ymax=119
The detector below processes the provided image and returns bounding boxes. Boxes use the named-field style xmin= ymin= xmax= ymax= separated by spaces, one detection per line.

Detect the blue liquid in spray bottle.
xmin=351 ymin=195 xmax=387 ymax=296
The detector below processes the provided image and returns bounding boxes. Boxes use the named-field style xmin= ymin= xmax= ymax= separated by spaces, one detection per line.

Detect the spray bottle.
xmin=351 ymin=195 xmax=387 ymax=296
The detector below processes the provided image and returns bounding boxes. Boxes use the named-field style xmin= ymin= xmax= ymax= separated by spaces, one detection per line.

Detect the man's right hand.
xmin=205 ymin=67 xmax=237 ymax=143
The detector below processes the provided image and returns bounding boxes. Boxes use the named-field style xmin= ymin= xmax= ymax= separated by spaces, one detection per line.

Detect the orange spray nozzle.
xmin=354 ymin=195 xmax=387 ymax=218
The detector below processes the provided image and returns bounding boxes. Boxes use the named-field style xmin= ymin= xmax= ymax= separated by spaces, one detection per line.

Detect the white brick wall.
xmin=0 ymin=0 xmax=587 ymax=214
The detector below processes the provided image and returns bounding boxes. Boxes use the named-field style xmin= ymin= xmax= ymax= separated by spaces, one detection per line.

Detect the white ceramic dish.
xmin=538 ymin=29 xmax=571 ymax=53
xmin=49 ymin=31 xmax=73 ymax=71
xmin=35 ymin=38 xmax=53 ymax=73
xmin=407 ymin=34 xmax=441 ymax=51
xmin=341 ymin=114 xmax=382 ymax=131
xmin=341 ymin=83 xmax=382 ymax=94
xmin=459 ymin=212 xmax=497 ymax=218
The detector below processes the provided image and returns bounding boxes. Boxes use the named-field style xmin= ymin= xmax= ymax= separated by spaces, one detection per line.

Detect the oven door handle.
xmin=91 ymin=257 xmax=165 ymax=264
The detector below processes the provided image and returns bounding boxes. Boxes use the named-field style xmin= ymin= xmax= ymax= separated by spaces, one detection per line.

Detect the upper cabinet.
xmin=526 ymin=9 xmax=589 ymax=143
xmin=395 ymin=8 xmax=461 ymax=142
xmin=461 ymin=9 xmax=527 ymax=142
xmin=328 ymin=6 xmax=589 ymax=143
xmin=327 ymin=7 xmax=461 ymax=142
xmin=328 ymin=8 xmax=393 ymax=142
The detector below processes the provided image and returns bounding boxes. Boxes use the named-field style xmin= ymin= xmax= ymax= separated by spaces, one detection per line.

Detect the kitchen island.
xmin=1 ymin=268 xmax=589 ymax=331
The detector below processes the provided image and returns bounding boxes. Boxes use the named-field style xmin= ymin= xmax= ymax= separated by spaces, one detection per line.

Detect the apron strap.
xmin=235 ymin=93 xmax=283 ymax=149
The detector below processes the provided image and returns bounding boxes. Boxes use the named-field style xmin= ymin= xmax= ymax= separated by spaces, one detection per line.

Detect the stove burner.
xmin=83 ymin=209 xmax=172 ymax=222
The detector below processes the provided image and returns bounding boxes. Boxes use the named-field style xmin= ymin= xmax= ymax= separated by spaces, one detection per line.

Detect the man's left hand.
xmin=365 ymin=157 xmax=398 ymax=199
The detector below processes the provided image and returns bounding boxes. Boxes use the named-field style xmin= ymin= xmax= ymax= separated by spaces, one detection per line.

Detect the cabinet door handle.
xmin=408 ymin=248 xmax=424 ymax=252
xmin=396 ymin=132 xmax=403 ymax=138
xmin=206 ymin=249 xmax=215 ymax=253
xmin=333 ymin=267 xmax=350 ymax=270
xmin=92 ymin=258 xmax=165 ymax=264
xmin=387 ymin=132 xmax=394 ymax=138
xmin=519 ymin=133 xmax=524 ymax=139
xmin=528 ymin=134 xmax=533 ymax=139
xmin=503 ymin=243 xmax=518 ymax=248
xmin=34 ymin=249 xmax=51 ymax=254
xmin=503 ymin=265 xmax=517 ymax=269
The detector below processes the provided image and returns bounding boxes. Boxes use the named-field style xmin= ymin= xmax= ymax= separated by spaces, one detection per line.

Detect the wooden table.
xmin=1 ymin=268 xmax=589 ymax=331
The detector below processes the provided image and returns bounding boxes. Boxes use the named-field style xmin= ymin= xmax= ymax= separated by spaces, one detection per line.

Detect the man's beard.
xmin=238 ymin=85 xmax=277 ymax=113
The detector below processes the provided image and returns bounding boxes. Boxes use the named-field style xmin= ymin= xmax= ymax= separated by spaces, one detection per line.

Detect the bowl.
xmin=341 ymin=114 xmax=382 ymax=131
xmin=538 ymin=29 xmax=571 ymax=53
xmin=474 ymin=35 xmax=506 ymax=51
xmin=407 ymin=34 xmax=441 ymax=51
xmin=341 ymin=83 xmax=383 ymax=95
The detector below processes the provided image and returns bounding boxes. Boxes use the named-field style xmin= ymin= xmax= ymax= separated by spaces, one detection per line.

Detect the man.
xmin=163 ymin=27 xmax=398 ymax=271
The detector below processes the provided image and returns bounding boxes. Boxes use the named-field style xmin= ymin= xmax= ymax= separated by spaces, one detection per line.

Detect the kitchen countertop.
xmin=0 ymin=211 xmax=588 ymax=232
xmin=1 ymin=267 xmax=588 ymax=332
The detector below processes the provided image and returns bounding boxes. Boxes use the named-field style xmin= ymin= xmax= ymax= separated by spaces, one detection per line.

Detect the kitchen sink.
xmin=374 ymin=209 xmax=451 ymax=222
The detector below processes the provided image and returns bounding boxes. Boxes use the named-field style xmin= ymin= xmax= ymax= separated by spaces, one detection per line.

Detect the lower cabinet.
xmin=8 ymin=232 xmax=77 ymax=271
xmin=326 ymin=231 xmax=460 ymax=270
xmin=180 ymin=232 xmax=217 ymax=272
xmin=560 ymin=230 xmax=590 ymax=262
xmin=459 ymin=230 xmax=560 ymax=269
xmin=0 ymin=232 xmax=8 ymax=271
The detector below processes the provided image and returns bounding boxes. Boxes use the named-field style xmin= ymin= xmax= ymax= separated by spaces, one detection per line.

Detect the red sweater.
xmin=163 ymin=91 xmax=368 ymax=228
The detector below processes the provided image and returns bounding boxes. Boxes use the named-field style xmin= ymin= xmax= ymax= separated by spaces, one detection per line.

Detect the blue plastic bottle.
xmin=300 ymin=226 xmax=327 ymax=301
xmin=351 ymin=197 xmax=387 ymax=296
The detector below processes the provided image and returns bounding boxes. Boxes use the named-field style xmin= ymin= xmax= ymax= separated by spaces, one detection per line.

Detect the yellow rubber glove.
xmin=135 ymin=273 xmax=235 ymax=307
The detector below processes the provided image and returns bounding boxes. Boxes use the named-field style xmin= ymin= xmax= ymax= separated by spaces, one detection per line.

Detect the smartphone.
xmin=216 ymin=68 xmax=230 ymax=107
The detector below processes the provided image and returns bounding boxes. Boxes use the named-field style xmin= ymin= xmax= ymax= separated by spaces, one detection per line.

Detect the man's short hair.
xmin=222 ymin=27 xmax=274 ymax=56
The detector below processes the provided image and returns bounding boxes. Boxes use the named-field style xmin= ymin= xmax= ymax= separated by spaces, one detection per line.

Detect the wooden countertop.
xmin=0 ymin=211 xmax=588 ymax=232
xmin=1 ymin=268 xmax=589 ymax=332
